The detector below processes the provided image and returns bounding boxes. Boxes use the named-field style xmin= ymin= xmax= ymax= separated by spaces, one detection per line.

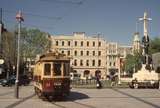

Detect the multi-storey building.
xmin=118 ymin=45 xmax=133 ymax=75
xmin=50 ymin=32 xmax=133 ymax=79
xmin=106 ymin=42 xmax=118 ymax=75
xmin=51 ymin=32 xmax=107 ymax=79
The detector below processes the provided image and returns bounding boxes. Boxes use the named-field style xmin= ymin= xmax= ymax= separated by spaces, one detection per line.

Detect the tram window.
xmin=53 ymin=62 xmax=61 ymax=76
xmin=63 ymin=63 xmax=69 ymax=76
xmin=44 ymin=63 xmax=51 ymax=76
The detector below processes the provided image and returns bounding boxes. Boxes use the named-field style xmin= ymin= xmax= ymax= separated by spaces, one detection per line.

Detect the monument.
xmin=131 ymin=12 xmax=159 ymax=88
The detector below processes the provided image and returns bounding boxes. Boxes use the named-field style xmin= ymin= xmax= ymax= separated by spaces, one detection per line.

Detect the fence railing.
xmin=71 ymin=79 xmax=129 ymax=88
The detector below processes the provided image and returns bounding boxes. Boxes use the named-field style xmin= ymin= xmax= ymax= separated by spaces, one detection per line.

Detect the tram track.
xmin=51 ymin=102 xmax=67 ymax=108
xmin=72 ymin=101 xmax=96 ymax=108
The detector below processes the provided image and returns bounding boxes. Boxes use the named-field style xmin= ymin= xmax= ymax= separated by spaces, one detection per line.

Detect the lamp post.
xmin=117 ymin=54 xmax=121 ymax=85
xmin=15 ymin=10 xmax=24 ymax=99
xmin=0 ymin=8 xmax=3 ymax=58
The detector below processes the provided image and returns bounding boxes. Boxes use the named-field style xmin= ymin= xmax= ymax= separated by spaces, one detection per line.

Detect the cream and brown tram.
xmin=33 ymin=52 xmax=70 ymax=100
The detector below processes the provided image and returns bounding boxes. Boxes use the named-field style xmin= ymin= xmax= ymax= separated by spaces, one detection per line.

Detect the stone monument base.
xmin=133 ymin=64 xmax=159 ymax=81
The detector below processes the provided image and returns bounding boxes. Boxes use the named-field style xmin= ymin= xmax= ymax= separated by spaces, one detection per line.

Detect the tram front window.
xmin=44 ymin=63 xmax=51 ymax=75
xmin=53 ymin=62 xmax=61 ymax=76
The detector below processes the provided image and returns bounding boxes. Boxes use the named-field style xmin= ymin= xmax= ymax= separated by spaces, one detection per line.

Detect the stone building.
xmin=50 ymin=32 xmax=133 ymax=79
xmin=106 ymin=42 xmax=118 ymax=75
xmin=106 ymin=42 xmax=132 ymax=76
xmin=51 ymin=32 xmax=107 ymax=79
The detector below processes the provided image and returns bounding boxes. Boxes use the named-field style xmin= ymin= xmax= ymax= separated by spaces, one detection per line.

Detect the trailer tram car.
xmin=33 ymin=52 xmax=71 ymax=100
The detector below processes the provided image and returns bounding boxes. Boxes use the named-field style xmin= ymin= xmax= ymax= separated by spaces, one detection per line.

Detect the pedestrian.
xmin=110 ymin=75 xmax=116 ymax=87
xmin=96 ymin=74 xmax=102 ymax=89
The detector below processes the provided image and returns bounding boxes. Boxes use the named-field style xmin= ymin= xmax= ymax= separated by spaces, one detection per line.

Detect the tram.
xmin=33 ymin=51 xmax=71 ymax=100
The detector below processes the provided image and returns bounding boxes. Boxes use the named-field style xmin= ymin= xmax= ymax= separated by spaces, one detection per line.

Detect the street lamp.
xmin=15 ymin=10 xmax=24 ymax=99
xmin=117 ymin=53 xmax=121 ymax=85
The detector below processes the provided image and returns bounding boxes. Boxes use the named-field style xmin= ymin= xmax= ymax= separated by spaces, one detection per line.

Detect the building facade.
xmin=51 ymin=32 xmax=107 ymax=79
xmin=51 ymin=32 xmax=133 ymax=79
xmin=106 ymin=42 xmax=118 ymax=75
xmin=118 ymin=45 xmax=133 ymax=75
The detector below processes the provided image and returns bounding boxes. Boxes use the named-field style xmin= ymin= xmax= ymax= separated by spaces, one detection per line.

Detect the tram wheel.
xmin=46 ymin=96 xmax=53 ymax=102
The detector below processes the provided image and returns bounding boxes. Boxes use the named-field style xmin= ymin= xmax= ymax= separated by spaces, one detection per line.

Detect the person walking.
xmin=96 ymin=74 xmax=102 ymax=89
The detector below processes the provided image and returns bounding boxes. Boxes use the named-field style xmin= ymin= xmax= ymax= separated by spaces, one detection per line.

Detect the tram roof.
xmin=36 ymin=51 xmax=70 ymax=62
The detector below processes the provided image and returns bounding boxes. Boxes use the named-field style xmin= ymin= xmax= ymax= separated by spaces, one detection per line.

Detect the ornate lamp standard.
xmin=15 ymin=10 xmax=24 ymax=99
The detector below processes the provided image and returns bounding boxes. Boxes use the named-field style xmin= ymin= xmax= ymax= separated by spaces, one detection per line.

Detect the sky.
xmin=0 ymin=0 xmax=160 ymax=45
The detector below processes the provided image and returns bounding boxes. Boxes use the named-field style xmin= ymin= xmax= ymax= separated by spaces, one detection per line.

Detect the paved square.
xmin=0 ymin=85 xmax=160 ymax=108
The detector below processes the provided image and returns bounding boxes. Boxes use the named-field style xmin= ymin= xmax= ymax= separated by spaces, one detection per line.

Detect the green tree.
xmin=149 ymin=37 xmax=160 ymax=54
xmin=13 ymin=28 xmax=51 ymax=74
xmin=124 ymin=52 xmax=141 ymax=75
xmin=20 ymin=28 xmax=51 ymax=59
xmin=1 ymin=31 xmax=17 ymax=77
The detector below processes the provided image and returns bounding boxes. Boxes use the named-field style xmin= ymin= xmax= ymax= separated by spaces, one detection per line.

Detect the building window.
xmin=113 ymin=62 xmax=115 ymax=66
xmin=86 ymin=51 xmax=89 ymax=56
xmin=98 ymin=42 xmax=101 ymax=47
xmin=98 ymin=51 xmax=101 ymax=56
xmin=109 ymin=62 xmax=112 ymax=66
xmin=74 ymin=59 xmax=77 ymax=66
xmin=93 ymin=51 xmax=95 ymax=56
xmin=62 ymin=41 xmax=64 ymax=46
xmin=80 ymin=60 xmax=83 ymax=66
xmin=98 ymin=60 xmax=101 ymax=66
xmin=56 ymin=41 xmax=58 ymax=46
xmin=67 ymin=50 xmax=70 ymax=56
xmin=92 ymin=60 xmax=95 ymax=66
xmin=80 ymin=51 xmax=83 ymax=56
xmin=93 ymin=41 xmax=95 ymax=47
xmin=86 ymin=60 xmax=89 ymax=66
xmin=87 ymin=41 xmax=89 ymax=46
xmin=74 ymin=50 xmax=77 ymax=56
xmin=68 ymin=41 xmax=70 ymax=46
xmin=81 ymin=41 xmax=83 ymax=46
xmin=75 ymin=41 xmax=77 ymax=46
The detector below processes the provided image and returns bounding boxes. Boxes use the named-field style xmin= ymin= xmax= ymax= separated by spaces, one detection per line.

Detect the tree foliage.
xmin=20 ymin=28 xmax=51 ymax=59
xmin=124 ymin=53 xmax=141 ymax=75
xmin=1 ymin=28 xmax=51 ymax=76
xmin=2 ymin=32 xmax=16 ymax=68
xmin=149 ymin=37 xmax=160 ymax=54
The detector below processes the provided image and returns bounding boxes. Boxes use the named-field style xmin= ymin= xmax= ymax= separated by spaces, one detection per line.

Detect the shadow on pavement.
xmin=52 ymin=91 xmax=96 ymax=108
xmin=112 ymin=88 xmax=160 ymax=108
xmin=66 ymin=91 xmax=89 ymax=101
xmin=5 ymin=93 xmax=36 ymax=108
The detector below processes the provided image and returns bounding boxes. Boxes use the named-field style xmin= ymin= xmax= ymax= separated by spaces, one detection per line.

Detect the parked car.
xmin=1 ymin=76 xmax=15 ymax=87
xmin=0 ymin=79 xmax=5 ymax=85
xmin=1 ymin=75 xmax=30 ymax=87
